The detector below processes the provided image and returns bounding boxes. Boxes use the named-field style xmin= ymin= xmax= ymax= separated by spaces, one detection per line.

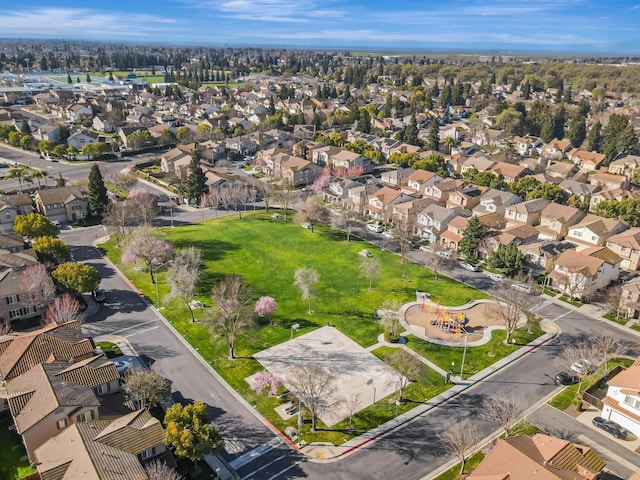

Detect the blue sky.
xmin=2 ymin=0 xmax=640 ymax=53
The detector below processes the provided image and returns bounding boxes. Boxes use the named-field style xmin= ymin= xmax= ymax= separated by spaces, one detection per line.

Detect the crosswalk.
xmin=226 ymin=436 xmax=301 ymax=480
xmin=229 ymin=437 xmax=282 ymax=470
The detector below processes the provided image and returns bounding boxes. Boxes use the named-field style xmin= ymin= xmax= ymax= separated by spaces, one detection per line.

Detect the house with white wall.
xmin=601 ymin=357 xmax=640 ymax=438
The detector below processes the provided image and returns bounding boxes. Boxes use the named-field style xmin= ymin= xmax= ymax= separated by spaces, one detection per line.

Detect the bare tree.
xmin=19 ymin=263 xmax=55 ymax=314
xmin=592 ymin=333 xmax=626 ymax=372
xmin=145 ymin=460 xmax=184 ymax=480
xmin=331 ymin=210 xmax=362 ymax=242
xmin=208 ymin=275 xmax=255 ymax=359
xmin=480 ymin=396 xmax=522 ymax=437
xmin=492 ymin=281 xmax=537 ymax=343
xmin=123 ymin=369 xmax=172 ymax=410
xmin=360 ymin=256 xmax=381 ymax=291
xmin=294 ymin=267 xmax=319 ymax=313
xmin=127 ymin=188 xmax=159 ymax=225
xmin=273 ymin=180 xmax=295 ymax=221
xmin=102 ymin=200 xmax=136 ymax=246
xmin=42 ymin=294 xmax=84 ymax=325
xmin=223 ymin=183 xmax=251 ymax=219
xmin=257 ymin=181 xmax=276 ymax=213
xmin=377 ymin=299 xmax=403 ymax=337
xmin=605 ymin=285 xmax=630 ymax=321
xmin=388 ymin=350 xmax=419 ymax=402
xmin=443 ymin=420 xmax=481 ymax=475
xmin=560 ymin=341 xmax=602 ymax=393
xmin=343 ymin=391 xmax=362 ymax=430
xmin=295 ymin=196 xmax=329 ymax=233
xmin=121 ymin=226 xmax=173 ymax=283
xmin=165 ymin=247 xmax=202 ymax=322
xmin=424 ymin=250 xmax=446 ymax=280
xmin=288 ymin=363 xmax=336 ymax=432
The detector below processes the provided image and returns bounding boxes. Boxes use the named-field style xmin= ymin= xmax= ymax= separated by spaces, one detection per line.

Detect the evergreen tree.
xmin=186 ymin=149 xmax=209 ymax=205
xmin=87 ymin=163 xmax=108 ymax=218
xmin=567 ymin=115 xmax=587 ymax=148
xmin=426 ymin=120 xmax=440 ymax=151
xmin=356 ymin=108 xmax=371 ymax=134
xmin=586 ymin=121 xmax=602 ymax=152
xmin=404 ymin=114 xmax=419 ymax=146
xmin=67 ymin=73 xmax=72 ymax=84
xmin=459 ymin=216 xmax=484 ymax=261
xmin=86 ymin=73 xmax=91 ymax=83
xmin=20 ymin=119 xmax=31 ymax=135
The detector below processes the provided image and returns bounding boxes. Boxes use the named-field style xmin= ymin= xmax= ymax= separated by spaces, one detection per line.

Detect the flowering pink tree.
xmin=249 ymin=371 xmax=283 ymax=396
xmin=122 ymin=226 xmax=173 ymax=283
xmin=311 ymin=174 xmax=331 ymax=194
xmin=255 ymin=296 xmax=277 ymax=325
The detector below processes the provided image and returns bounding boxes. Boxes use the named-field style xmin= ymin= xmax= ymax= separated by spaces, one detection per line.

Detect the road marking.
xmin=265 ymin=460 xmax=302 ymax=480
xmin=224 ymin=437 xmax=245 ymax=455
xmin=124 ymin=326 xmax=159 ymax=338
xmin=240 ymin=454 xmax=287 ymax=480
xmin=110 ymin=319 xmax=156 ymax=335
xmin=552 ymin=311 xmax=571 ymax=322
xmin=230 ymin=437 xmax=283 ymax=470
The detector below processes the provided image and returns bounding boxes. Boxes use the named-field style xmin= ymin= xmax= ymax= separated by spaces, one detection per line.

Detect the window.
xmin=96 ymin=383 xmax=110 ymax=395
xmin=9 ymin=309 xmax=21 ymax=319
xmin=57 ymin=418 xmax=67 ymax=430
xmin=140 ymin=447 xmax=157 ymax=460
xmin=6 ymin=295 xmax=18 ymax=305
xmin=624 ymin=395 xmax=640 ymax=410
xmin=76 ymin=410 xmax=95 ymax=423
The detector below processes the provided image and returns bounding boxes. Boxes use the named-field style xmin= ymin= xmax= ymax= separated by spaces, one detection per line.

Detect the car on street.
xmin=592 ymin=416 xmax=628 ymax=439
xmin=330 ymin=208 xmax=342 ymax=216
xmin=511 ymin=283 xmax=539 ymax=295
xmin=381 ymin=231 xmax=394 ymax=239
xmin=436 ymin=250 xmax=452 ymax=260
xmin=419 ymin=245 xmax=434 ymax=253
xmin=51 ymin=220 xmax=61 ymax=227
xmin=570 ymin=359 xmax=596 ymax=375
xmin=366 ymin=223 xmax=383 ymax=233
xmin=487 ymin=272 xmax=505 ymax=281
xmin=92 ymin=289 xmax=106 ymax=303
xmin=554 ymin=370 xmax=578 ymax=386
xmin=113 ymin=360 xmax=131 ymax=374
xmin=459 ymin=261 xmax=481 ymax=272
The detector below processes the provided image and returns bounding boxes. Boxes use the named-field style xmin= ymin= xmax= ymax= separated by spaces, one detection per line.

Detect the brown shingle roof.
xmin=35 ymin=186 xmax=86 ymax=206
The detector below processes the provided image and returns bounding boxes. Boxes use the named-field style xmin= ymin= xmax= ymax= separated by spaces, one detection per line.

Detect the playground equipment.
xmin=430 ymin=310 xmax=470 ymax=335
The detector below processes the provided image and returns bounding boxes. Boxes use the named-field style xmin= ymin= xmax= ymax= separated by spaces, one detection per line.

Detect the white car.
xmin=487 ymin=272 xmax=505 ymax=282
xmin=51 ymin=220 xmax=61 ymax=227
xmin=511 ymin=283 xmax=539 ymax=295
xmin=330 ymin=208 xmax=342 ymax=216
xmin=570 ymin=359 xmax=595 ymax=375
xmin=419 ymin=245 xmax=434 ymax=253
xmin=113 ymin=360 xmax=131 ymax=374
xmin=366 ymin=223 xmax=383 ymax=233
xmin=459 ymin=261 xmax=480 ymax=272
xmin=436 ymin=250 xmax=452 ymax=260
xmin=381 ymin=231 xmax=394 ymax=239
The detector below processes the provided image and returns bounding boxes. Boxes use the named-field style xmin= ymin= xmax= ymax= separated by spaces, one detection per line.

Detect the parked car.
xmin=92 ymin=289 xmax=106 ymax=303
xmin=419 ymin=245 xmax=434 ymax=253
xmin=459 ymin=261 xmax=480 ymax=272
xmin=113 ymin=360 xmax=131 ymax=374
xmin=51 ymin=220 xmax=61 ymax=227
xmin=487 ymin=272 xmax=505 ymax=281
xmin=330 ymin=208 xmax=342 ymax=216
xmin=436 ymin=250 xmax=452 ymax=260
xmin=382 ymin=231 xmax=394 ymax=239
xmin=592 ymin=416 xmax=628 ymax=439
xmin=554 ymin=370 xmax=578 ymax=386
xmin=570 ymin=359 xmax=596 ymax=375
xmin=510 ymin=283 xmax=539 ymax=295
xmin=366 ymin=223 xmax=383 ymax=233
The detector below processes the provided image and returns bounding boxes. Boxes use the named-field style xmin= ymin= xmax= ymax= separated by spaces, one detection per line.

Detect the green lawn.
xmin=96 ymin=341 xmax=122 ymax=358
xmin=433 ymin=451 xmax=485 ymax=480
xmin=102 ymin=212 xmax=486 ymax=444
xmin=602 ymin=313 xmax=628 ymax=326
xmin=0 ymin=418 xmax=35 ymax=480
xmin=406 ymin=321 xmax=545 ymax=379
xmin=632 ymin=324 xmax=640 ymax=333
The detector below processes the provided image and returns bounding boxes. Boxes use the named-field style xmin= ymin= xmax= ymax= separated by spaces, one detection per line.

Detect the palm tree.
xmin=444 ymin=136 xmax=456 ymax=154
xmin=4 ymin=164 xmax=29 ymax=192
xmin=32 ymin=169 xmax=47 ymax=189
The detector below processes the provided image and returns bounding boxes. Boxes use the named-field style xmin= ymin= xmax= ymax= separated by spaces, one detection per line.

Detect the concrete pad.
xmin=253 ymin=326 xmax=401 ymax=427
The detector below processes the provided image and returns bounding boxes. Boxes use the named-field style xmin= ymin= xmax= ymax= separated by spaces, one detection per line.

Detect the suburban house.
xmin=0 ymin=194 xmax=32 ymax=233
xmin=460 ymin=155 xmax=495 ymax=174
xmin=504 ymin=198 xmax=551 ymax=227
xmin=440 ymin=215 xmax=469 ymax=251
xmin=34 ymin=186 xmax=89 ymax=224
xmin=567 ymin=148 xmax=606 ymax=170
xmin=312 ymin=145 xmax=342 ymax=167
xmin=391 ymin=197 xmax=434 ymax=228
xmin=590 ymin=171 xmax=630 ymax=191
xmin=548 ymin=247 xmax=621 ymax=299
xmin=479 ymin=223 xmax=539 ymax=258
xmin=566 ymin=214 xmax=628 ymax=249
xmin=513 ymin=135 xmax=544 ymax=156
xmin=536 ymin=203 xmax=586 ymax=241
xmin=401 ymin=169 xmax=443 ymax=196
xmin=541 ymin=139 xmax=574 ymax=159
xmin=365 ymin=186 xmax=412 ymax=222
xmin=472 ymin=189 xmax=521 ymax=217
xmin=608 ymin=153 xmax=640 ymax=177
xmin=6 ymin=357 xmax=120 ymax=460
xmin=380 ymin=167 xmax=415 ymax=188
xmin=600 ymin=356 xmax=640 ymax=438
xmin=606 ymin=228 xmax=640 ymax=271
xmin=546 ymin=161 xmax=580 ymax=179
xmin=280 ymin=157 xmax=323 ymax=187
xmin=33 ymin=409 xmax=168 ymax=480
xmin=92 ymin=115 xmax=116 ymax=133
xmin=330 ymin=149 xmax=373 ymax=174
xmin=66 ymin=130 xmax=99 ymax=150
xmin=467 ymin=433 xmax=605 ymax=480
xmin=346 ymin=182 xmax=383 ymax=215
xmin=590 ymin=188 xmax=640 ymax=211
xmin=519 ymin=240 xmax=576 ymax=275
xmin=489 ymin=161 xmax=532 ymax=183
xmin=621 ymin=278 xmax=640 ymax=319
xmin=560 ymin=179 xmax=601 ymax=202
xmin=423 ymin=178 xmax=464 ymax=204
xmin=0 ymin=321 xmax=95 ymax=383
xmin=160 ymin=147 xmax=192 ymax=175
xmin=445 ymin=185 xmax=487 ymax=211
xmin=323 ymin=177 xmax=367 ymax=207
xmin=415 ymin=203 xmax=458 ymax=243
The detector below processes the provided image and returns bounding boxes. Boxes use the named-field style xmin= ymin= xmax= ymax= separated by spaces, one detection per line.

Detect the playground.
xmin=404 ymin=297 xmax=504 ymax=344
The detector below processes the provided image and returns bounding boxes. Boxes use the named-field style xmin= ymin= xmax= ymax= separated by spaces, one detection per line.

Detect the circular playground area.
xmin=403 ymin=298 xmax=503 ymax=345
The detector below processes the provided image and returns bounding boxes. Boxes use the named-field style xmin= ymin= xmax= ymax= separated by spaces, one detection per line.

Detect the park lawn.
xmin=0 ymin=418 xmax=36 ymax=480
xmin=102 ymin=212 xmax=485 ymax=444
xmin=406 ymin=321 xmax=545 ymax=379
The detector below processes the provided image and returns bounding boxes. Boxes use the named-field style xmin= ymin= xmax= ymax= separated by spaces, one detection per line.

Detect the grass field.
xmin=103 ymin=212 xmax=487 ymax=444
xmin=0 ymin=418 xmax=35 ymax=480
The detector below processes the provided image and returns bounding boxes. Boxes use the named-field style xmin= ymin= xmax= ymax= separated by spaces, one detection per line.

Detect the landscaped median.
xmin=101 ymin=212 xmax=490 ymax=445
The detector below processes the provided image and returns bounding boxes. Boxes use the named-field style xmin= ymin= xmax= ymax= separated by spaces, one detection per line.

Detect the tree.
xmin=273 ymin=180 xmax=295 ymax=221
xmin=294 ymin=196 xmax=328 ymax=233
xmin=592 ymin=333 xmax=626 ymax=372
xmin=377 ymin=299 xmax=402 ymax=338
xmin=492 ymin=281 xmax=536 ymax=343
xmin=164 ymin=401 xmax=223 ymax=467
xmin=13 ymin=213 xmax=58 ymax=238
xmin=185 ymin=149 xmax=209 ymax=204
xmin=87 ymin=163 xmax=108 ymax=218
xmin=20 ymin=119 xmax=31 ymax=135
xmin=255 ymin=296 xmax=278 ymax=325
xmin=426 ymin=120 xmax=440 ymax=151
xmin=249 ymin=370 xmax=283 ymax=396
xmin=42 ymin=293 xmax=85 ymax=325
xmin=486 ymin=244 xmax=525 ymax=277
xmin=443 ymin=420 xmax=480 ymax=475
xmin=102 ymin=200 xmax=136 ymax=247
xmin=82 ymin=142 xmax=106 ymax=160
xmin=459 ymin=216 xmax=484 ymax=261
xmin=560 ymin=341 xmax=601 ymax=393
xmin=331 ymin=209 xmax=362 ymax=242
xmin=128 ymin=188 xmax=159 ymax=225
xmin=605 ymin=284 xmax=631 ymax=321
xmin=288 ymin=363 xmax=336 ymax=432
xmin=208 ymin=274 xmax=255 ymax=359
xmin=32 ymin=235 xmax=71 ymax=264
xmin=360 ymin=256 xmax=381 ymax=291
xmin=343 ymin=391 xmax=362 ymax=430
xmin=567 ymin=115 xmax=587 ymax=148
xmin=19 ymin=264 xmax=56 ymax=314
xmin=526 ymin=183 xmax=569 ymax=203
xmin=121 ymin=226 xmax=173 ymax=283
xmin=602 ymin=114 xmax=638 ymax=165
xmin=4 ymin=164 xmax=30 ymax=192
xmin=52 ymin=262 xmax=100 ymax=293
xmin=145 ymin=460 xmax=183 ymax=480
xmin=165 ymin=247 xmax=202 ymax=322
xmin=356 ymin=108 xmax=371 ymax=133
xmin=404 ymin=114 xmax=419 ymax=146
xmin=294 ymin=267 xmax=319 ymax=314
xmin=123 ymin=369 xmax=172 ymax=410
xmin=480 ymin=396 xmax=522 ymax=437
xmin=388 ymin=350 xmax=419 ymax=402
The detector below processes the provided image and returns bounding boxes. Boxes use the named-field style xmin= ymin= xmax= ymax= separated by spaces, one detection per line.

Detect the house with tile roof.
xmin=440 ymin=215 xmax=469 ymax=251
xmin=621 ymin=278 xmax=640 ymax=319
xmin=34 ymin=186 xmax=88 ymax=224
xmin=566 ymin=214 xmax=628 ymax=249
xmin=401 ymin=169 xmax=443 ymax=196
xmin=548 ymin=247 xmax=621 ymax=299
xmin=365 ymin=186 xmax=412 ymax=223
xmin=33 ymin=409 xmax=168 ymax=480
xmin=606 ymin=228 xmax=640 ymax=271
xmin=488 ymin=161 xmax=532 ymax=183
xmin=467 ymin=433 xmax=605 ymax=480
xmin=519 ymin=240 xmax=576 ymax=275
xmin=0 ymin=193 xmax=33 ymax=233
xmin=536 ymin=203 xmax=586 ymax=241
xmin=590 ymin=171 xmax=630 ymax=191
xmin=608 ymin=153 xmax=640 ymax=178
xmin=472 ymin=189 xmax=521 ymax=217
xmin=567 ymin=148 xmax=606 ymax=170
xmin=600 ymin=356 xmax=640 ymax=438
xmin=559 ymin=179 xmax=601 ymax=203
xmin=504 ymin=198 xmax=551 ymax=228
xmin=415 ymin=203 xmax=459 ymax=243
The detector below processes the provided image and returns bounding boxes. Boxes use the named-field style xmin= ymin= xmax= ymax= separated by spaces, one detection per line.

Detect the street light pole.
xmin=290 ymin=323 xmax=300 ymax=340
xmin=460 ymin=334 xmax=468 ymax=379
xmin=169 ymin=198 xmax=174 ymax=228
xmin=367 ymin=378 xmax=376 ymax=404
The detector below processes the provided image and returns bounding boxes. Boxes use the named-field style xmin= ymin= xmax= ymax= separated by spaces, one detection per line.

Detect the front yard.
xmin=0 ymin=418 xmax=36 ymax=480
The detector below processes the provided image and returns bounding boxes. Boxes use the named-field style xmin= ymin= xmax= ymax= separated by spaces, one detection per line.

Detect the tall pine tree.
xmin=426 ymin=120 xmax=440 ymax=151
xmin=459 ymin=216 xmax=484 ymax=261
xmin=87 ymin=163 xmax=108 ymax=218
xmin=186 ymin=149 xmax=209 ymax=205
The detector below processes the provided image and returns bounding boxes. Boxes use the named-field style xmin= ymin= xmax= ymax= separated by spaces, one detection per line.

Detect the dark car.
xmin=554 ymin=370 xmax=578 ymax=386
xmin=592 ymin=416 xmax=628 ymax=439
xmin=92 ymin=289 xmax=106 ymax=303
